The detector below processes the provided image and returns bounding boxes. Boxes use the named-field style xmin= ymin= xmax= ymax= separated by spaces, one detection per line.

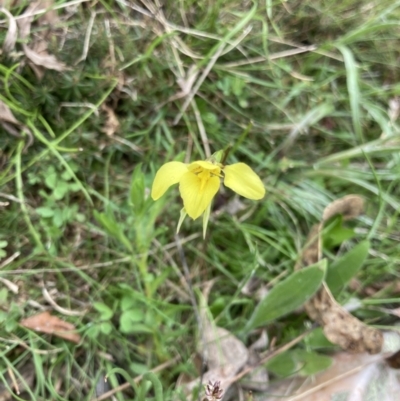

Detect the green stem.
xmin=15 ymin=142 xmax=45 ymax=253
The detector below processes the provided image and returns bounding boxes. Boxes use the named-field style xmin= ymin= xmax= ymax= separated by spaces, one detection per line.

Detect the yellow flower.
xmin=151 ymin=159 xmax=265 ymax=221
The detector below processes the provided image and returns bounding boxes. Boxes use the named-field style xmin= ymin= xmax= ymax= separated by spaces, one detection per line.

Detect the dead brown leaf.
xmin=17 ymin=1 xmax=67 ymax=73
xmin=182 ymin=288 xmax=249 ymax=400
xmin=242 ymin=331 xmax=269 ymax=392
xmin=386 ymin=349 xmax=400 ymax=369
xmin=322 ymin=194 xmax=365 ymax=222
xmin=23 ymin=43 xmax=67 ymax=72
xmin=306 ymin=283 xmax=383 ymax=354
xmin=20 ymin=311 xmax=81 ymax=343
xmin=36 ymin=0 xmax=59 ymax=26
xmin=0 ymin=100 xmax=19 ymax=125
xmin=0 ymin=7 xmax=18 ymax=53
xmin=101 ymin=104 xmax=120 ymax=136
xmin=299 ymin=195 xmax=383 ymax=354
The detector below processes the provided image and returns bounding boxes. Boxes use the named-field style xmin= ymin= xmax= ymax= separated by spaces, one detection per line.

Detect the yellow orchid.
xmin=151 ymin=157 xmax=265 ymax=235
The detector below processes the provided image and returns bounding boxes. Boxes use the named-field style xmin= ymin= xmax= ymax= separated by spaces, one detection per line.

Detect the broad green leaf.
xmin=53 ymin=209 xmax=64 ymax=227
xmin=45 ymin=171 xmax=57 ymax=189
xmin=120 ymin=296 xmax=137 ymax=312
xmin=93 ymin=302 xmax=113 ymax=320
xmin=100 ymin=322 xmax=113 ymax=335
xmin=294 ymin=350 xmax=332 ymax=376
xmin=0 ymin=311 xmax=7 ymax=323
xmin=120 ymin=323 xmax=152 ymax=334
xmin=0 ymin=240 xmax=8 ymax=248
xmin=266 ymin=349 xmax=332 ymax=377
xmin=61 ymin=170 xmax=73 ymax=181
xmin=326 ymin=240 xmax=370 ymax=297
xmin=305 ymin=327 xmax=336 ymax=350
xmin=120 ymin=310 xmax=145 ymax=334
xmin=5 ymin=317 xmax=17 ymax=332
xmin=246 ymin=260 xmax=326 ymax=331
xmin=53 ymin=181 xmax=69 ymax=200
xmin=322 ymin=215 xmax=355 ymax=250
xmin=266 ymin=351 xmax=296 ymax=377
xmin=36 ymin=207 xmax=54 ymax=218
xmin=85 ymin=325 xmax=100 ymax=340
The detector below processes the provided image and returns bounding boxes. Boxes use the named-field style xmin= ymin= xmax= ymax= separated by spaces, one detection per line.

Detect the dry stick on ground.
xmin=10 ymin=0 xmax=91 ymax=20
xmin=42 ymin=287 xmax=86 ymax=316
xmin=139 ymin=0 xmax=213 ymax=156
xmin=74 ymin=10 xmax=96 ymax=65
xmin=172 ymin=42 xmax=226 ymax=127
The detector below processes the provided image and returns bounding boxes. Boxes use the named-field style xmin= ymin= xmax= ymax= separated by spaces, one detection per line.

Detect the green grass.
xmin=1 ymin=0 xmax=400 ymax=399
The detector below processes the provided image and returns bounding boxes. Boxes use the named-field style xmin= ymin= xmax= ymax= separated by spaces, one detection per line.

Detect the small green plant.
xmin=27 ymin=164 xmax=85 ymax=253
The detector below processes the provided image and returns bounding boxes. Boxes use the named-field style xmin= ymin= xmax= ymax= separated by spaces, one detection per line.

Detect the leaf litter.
xmin=262 ymin=352 xmax=400 ymax=401
xmin=17 ymin=0 xmax=68 ymax=75
xmin=20 ymin=311 xmax=81 ymax=343
xmin=298 ymin=195 xmax=383 ymax=354
xmin=180 ymin=282 xmax=272 ymax=400
xmin=260 ymin=195 xmax=400 ymax=400
xmin=182 ymin=284 xmax=249 ymax=400
xmin=181 ymin=196 xmax=400 ymax=400
xmin=0 ymin=7 xmax=18 ymax=54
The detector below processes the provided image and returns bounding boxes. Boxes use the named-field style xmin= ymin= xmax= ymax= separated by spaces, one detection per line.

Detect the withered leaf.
xmin=1 ymin=7 xmax=18 ymax=54
xmin=306 ymin=283 xmax=382 ymax=354
xmin=322 ymin=195 xmax=365 ymax=222
xmin=242 ymin=331 xmax=269 ymax=392
xmin=263 ymin=352 xmax=400 ymax=401
xmin=299 ymin=195 xmax=383 ymax=354
xmin=23 ymin=43 xmax=67 ymax=72
xmin=183 ymin=286 xmax=248 ymax=400
xmin=101 ymin=104 xmax=120 ymax=136
xmin=17 ymin=1 xmax=68 ymax=73
xmin=0 ymin=100 xmax=19 ymax=125
xmin=20 ymin=311 xmax=81 ymax=343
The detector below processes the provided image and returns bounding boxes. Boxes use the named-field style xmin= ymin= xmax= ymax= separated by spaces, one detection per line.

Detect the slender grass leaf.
xmin=336 ymin=45 xmax=363 ymax=143
xmin=326 ymin=240 xmax=370 ymax=297
xmin=314 ymin=137 xmax=400 ymax=167
xmin=246 ymin=260 xmax=326 ymax=331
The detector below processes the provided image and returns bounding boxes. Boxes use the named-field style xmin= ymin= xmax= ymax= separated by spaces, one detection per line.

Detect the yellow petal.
xmin=151 ymin=162 xmax=188 ymax=200
xmin=179 ymin=171 xmax=220 ymax=219
xmin=188 ymin=160 xmax=221 ymax=172
xmin=223 ymin=163 xmax=265 ymax=200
